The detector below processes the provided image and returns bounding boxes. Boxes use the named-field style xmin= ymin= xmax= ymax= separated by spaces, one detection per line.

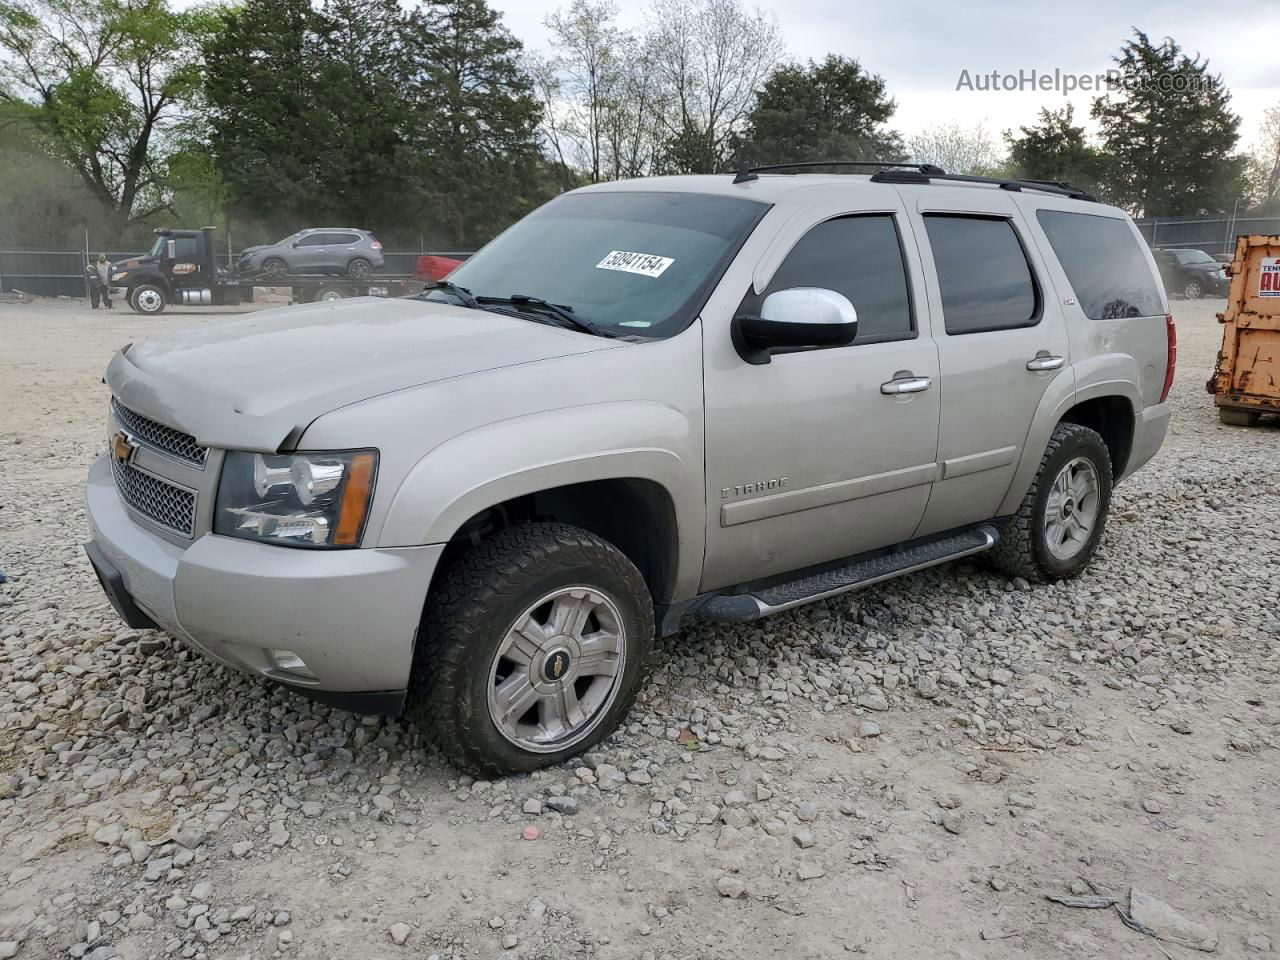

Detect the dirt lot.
xmin=1 ymin=296 xmax=1277 ymax=960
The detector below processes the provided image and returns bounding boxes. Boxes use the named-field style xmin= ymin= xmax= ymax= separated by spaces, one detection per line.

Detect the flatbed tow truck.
xmin=109 ymin=227 xmax=459 ymax=315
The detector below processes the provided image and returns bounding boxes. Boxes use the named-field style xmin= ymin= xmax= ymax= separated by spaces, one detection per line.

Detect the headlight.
xmin=111 ymin=271 xmax=129 ymax=281
xmin=214 ymin=450 xmax=377 ymax=548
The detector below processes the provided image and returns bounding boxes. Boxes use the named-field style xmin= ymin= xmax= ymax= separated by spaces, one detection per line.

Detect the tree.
xmin=201 ymin=0 xmax=412 ymax=231
xmin=1005 ymin=104 xmax=1102 ymax=194
xmin=1091 ymin=30 xmax=1244 ymax=216
xmin=539 ymin=0 xmax=660 ymax=186
xmin=1245 ymin=103 xmax=1280 ymax=209
xmin=735 ymin=55 xmax=903 ymax=165
xmin=0 ymin=0 xmax=213 ymax=229
xmin=647 ymin=0 xmax=783 ymax=174
xmin=404 ymin=0 xmax=545 ymax=245
xmin=908 ymin=121 xmax=1003 ymax=176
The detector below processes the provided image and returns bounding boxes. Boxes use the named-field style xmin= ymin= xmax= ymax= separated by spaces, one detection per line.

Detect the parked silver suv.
xmin=237 ymin=227 xmax=384 ymax=279
xmin=85 ymin=165 xmax=1174 ymax=775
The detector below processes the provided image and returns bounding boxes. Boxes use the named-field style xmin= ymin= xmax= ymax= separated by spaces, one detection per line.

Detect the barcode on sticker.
xmin=596 ymin=250 xmax=674 ymax=278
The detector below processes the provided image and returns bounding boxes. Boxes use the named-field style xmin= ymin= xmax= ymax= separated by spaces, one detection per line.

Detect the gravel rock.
xmin=717 ymin=876 xmax=747 ymax=899
xmin=1128 ymin=888 xmax=1219 ymax=952
xmin=389 ymin=922 xmax=411 ymax=945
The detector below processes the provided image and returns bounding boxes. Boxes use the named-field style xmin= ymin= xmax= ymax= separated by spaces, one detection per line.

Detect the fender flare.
xmin=996 ymin=356 xmax=1141 ymax=516
xmin=377 ymin=402 xmax=704 ymax=600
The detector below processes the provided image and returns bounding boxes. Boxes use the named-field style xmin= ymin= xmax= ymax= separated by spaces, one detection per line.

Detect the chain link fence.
xmin=6 ymin=214 xmax=1280 ymax=298
xmin=0 ymin=249 xmax=473 ymax=297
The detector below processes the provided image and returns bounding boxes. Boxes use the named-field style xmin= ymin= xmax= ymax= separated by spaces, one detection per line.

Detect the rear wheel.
xmin=1218 ymin=407 xmax=1260 ymax=426
xmin=129 ymin=284 xmax=166 ymax=315
xmin=1183 ymin=279 xmax=1203 ymax=299
xmin=315 ymin=286 xmax=346 ymax=302
xmin=987 ymin=422 xmax=1113 ymax=583
xmin=408 ymin=523 xmax=653 ymax=776
xmin=347 ymin=257 xmax=371 ymax=280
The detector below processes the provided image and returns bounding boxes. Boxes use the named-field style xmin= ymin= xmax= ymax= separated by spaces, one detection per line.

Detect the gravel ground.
xmin=1 ymin=296 xmax=1277 ymax=960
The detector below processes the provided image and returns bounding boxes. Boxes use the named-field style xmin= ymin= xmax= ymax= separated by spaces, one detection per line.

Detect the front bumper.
xmin=85 ymin=454 xmax=443 ymax=711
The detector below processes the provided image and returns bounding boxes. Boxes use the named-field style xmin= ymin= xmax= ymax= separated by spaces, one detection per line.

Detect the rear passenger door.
xmin=322 ymin=232 xmax=361 ymax=272
xmin=908 ymin=193 xmax=1071 ymax=537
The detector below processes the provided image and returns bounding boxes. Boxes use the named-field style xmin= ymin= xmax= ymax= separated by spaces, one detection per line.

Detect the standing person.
xmin=88 ymin=253 xmax=112 ymax=309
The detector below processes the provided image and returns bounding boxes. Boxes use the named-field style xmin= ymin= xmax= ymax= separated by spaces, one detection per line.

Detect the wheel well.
xmin=441 ymin=479 xmax=679 ymax=604
xmin=1060 ymin=396 xmax=1134 ymax=478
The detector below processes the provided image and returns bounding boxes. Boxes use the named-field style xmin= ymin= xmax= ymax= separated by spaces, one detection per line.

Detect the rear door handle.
xmin=881 ymin=375 xmax=932 ymax=395
xmin=1026 ymin=355 xmax=1065 ymax=371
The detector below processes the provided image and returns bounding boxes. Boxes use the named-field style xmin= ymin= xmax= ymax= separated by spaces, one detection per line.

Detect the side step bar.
xmin=695 ymin=524 xmax=999 ymax=623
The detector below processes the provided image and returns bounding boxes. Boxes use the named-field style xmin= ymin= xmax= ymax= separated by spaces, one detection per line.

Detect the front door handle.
xmin=1026 ymin=355 xmax=1065 ymax=371
xmin=881 ymin=375 xmax=932 ymax=395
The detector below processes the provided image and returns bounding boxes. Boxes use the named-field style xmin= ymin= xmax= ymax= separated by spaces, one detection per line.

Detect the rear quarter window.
xmin=1036 ymin=210 xmax=1164 ymax=319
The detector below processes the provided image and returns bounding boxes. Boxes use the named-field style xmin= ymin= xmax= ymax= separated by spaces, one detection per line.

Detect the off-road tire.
xmin=129 ymin=284 xmax=166 ymax=315
xmin=347 ymin=257 xmax=371 ymax=280
xmin=408 ymin=523 xmax=654 ymax=776
xmin=986 ymin=422 xmax=1113 ymax=583
xmin=1218 ymin=407 xmax=1260 ymax=427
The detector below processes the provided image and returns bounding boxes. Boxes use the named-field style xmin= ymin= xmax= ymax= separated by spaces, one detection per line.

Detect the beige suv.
xmin=84 ymin=163 xmax=1174 ymax=774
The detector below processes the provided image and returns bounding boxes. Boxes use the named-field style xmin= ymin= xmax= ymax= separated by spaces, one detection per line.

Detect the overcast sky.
xmin=492 ymin=0 xmax=1280 ymax=148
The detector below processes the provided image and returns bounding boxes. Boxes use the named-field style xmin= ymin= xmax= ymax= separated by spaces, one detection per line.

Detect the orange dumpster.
xmin=1206 ymin=235 xmax=1280 ymax=425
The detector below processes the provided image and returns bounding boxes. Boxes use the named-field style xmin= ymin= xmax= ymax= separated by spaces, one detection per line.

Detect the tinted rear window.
xmin=1037 ymin=211 xmax=1164 ymax=319
xmin=924 ymin=215 xmax=1039 ymax=334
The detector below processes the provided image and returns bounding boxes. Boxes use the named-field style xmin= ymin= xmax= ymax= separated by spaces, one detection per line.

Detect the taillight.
xmin=1160 ymin=313 xmax=1176 ymax=403
xmin=369 ymin=239 xmax=382 ymax=250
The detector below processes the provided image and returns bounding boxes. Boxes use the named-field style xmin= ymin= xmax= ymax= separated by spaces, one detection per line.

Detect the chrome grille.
xmin=110 ymin=456 xmax=197 ymax=537
xmin=111 ymin=398 xmax=208 ymax=467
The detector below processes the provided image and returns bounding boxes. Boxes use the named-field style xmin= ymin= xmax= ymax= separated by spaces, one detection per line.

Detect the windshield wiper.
xmin=418 ymin=280 xmax=478 ymax=309
xmin=477 ymin=293 xmax=610 ymax=338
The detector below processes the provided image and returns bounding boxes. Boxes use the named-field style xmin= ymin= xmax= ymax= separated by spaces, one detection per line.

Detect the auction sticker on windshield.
xmin=1260 ymin=257 xmax=1280 ymax=297
xmin=596 ymin=250 xmax=674 ymax=278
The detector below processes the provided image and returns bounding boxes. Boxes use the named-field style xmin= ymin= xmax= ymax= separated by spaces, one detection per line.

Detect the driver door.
xmin=701 ymin=194 xmax=941 ymax=591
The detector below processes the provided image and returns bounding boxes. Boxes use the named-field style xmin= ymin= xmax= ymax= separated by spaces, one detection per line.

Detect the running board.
xmin=695 ymin=524 xmax=999 ymax=622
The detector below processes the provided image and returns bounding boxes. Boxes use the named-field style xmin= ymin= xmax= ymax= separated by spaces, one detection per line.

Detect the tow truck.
xmin=109 ymin=227 xmax=461 ymax=315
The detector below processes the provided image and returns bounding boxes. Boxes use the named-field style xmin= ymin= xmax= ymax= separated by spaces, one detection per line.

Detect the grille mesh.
xmin=110 ymin=457 xmax=196 ymax=536
xmin=111 ymin=398 xmax=208 ymax=467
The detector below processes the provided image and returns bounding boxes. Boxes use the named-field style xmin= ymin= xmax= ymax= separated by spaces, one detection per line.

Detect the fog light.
xmin=268 ymin=648 xmax=317 ymax=681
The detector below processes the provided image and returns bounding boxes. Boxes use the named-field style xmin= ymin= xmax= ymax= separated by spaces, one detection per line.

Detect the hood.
xmin=107 ymin=297 xmax=622 ymax=451
xmin=112 ymin=254 xmax=157 ymax=272
xmin=238 ymin=245 xmax=270 ymax=257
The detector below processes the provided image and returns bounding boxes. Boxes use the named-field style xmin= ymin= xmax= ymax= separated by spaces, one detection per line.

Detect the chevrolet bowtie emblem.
xmin=111 ymin=431 xmax=137 ymax=464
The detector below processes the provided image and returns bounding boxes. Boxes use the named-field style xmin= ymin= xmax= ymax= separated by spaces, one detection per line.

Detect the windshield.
xmin=148 ymin=236 xmax=166 ymax=257
xmin=444 ymin=190 xmax=768 ymax=339
xmin=1176 ymin=249 xmax=1216 ymax=264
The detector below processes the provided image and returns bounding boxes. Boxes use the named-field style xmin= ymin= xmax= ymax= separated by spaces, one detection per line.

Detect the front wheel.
xmin=129 ymin=284 xmax=166 ymax=315
xmin=408 ymin=523 xmax=654 ymax=776
xmin=262 ymin=258 xmax=288 ymax=280
xmin=986 ymin=422 xmax=1113 ymax=582
xmin=1183 ymin=279 xmax=1203 ymax=299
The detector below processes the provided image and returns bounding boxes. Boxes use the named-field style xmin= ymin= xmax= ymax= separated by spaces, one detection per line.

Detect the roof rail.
xmin=869 ymin=168 xmax=1097 ymax=202
xmin=731 ymin=160 xmax=946 ymax=184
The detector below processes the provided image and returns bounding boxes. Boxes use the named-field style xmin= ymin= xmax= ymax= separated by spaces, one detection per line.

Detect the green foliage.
xmin=1091 ymin=30 xmax=1246 ymax=216
xmin=1005 ymin=105 xmax=1103 ymax=195
xmin=201 ymin=0 xmax=547 ymax=247
xmin=0 ymin=0 xmax=215 ymax=227
xmin=404 ymin=0 xmax=546 ymax=245
xmin=735 ymin=55 xmax=903 ymax=165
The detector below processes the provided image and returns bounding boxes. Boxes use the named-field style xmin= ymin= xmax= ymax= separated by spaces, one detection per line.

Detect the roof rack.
xmin=731 ymin=160 xmax=945 ymax=184
xmin=869 ymin=168 xmax=1097 ymax=202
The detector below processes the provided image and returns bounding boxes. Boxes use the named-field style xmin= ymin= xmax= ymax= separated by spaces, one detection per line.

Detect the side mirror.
xmin=165 ymin=239 xmax=176 ymax=260
xmin=732 ymin=287 xmax=858 ymax=365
